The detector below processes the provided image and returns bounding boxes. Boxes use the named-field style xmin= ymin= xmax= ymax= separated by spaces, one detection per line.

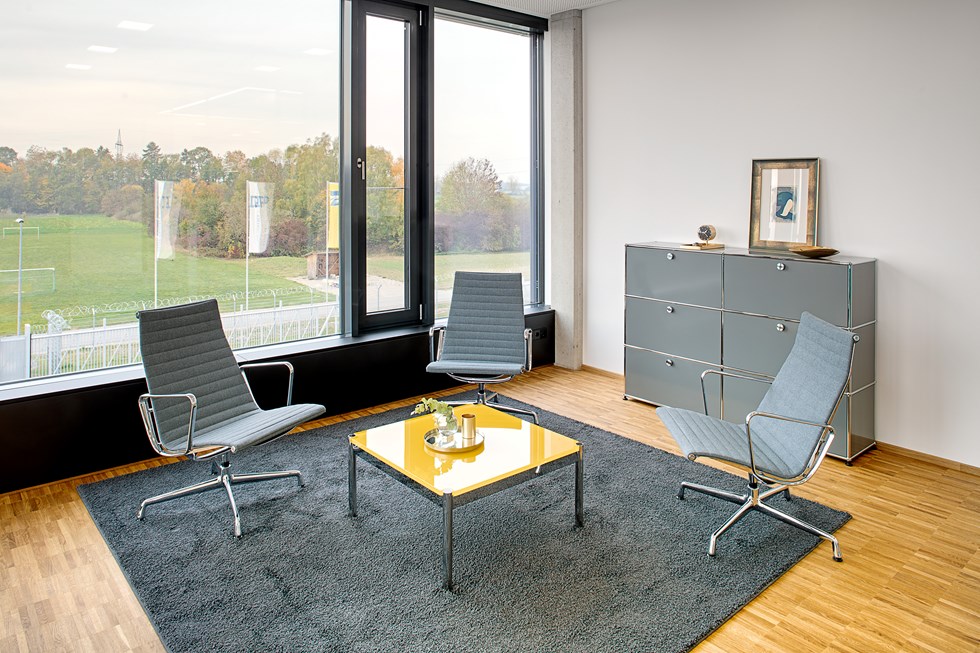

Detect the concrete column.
xmin=550 ymin=10 xmax=584 ymax=369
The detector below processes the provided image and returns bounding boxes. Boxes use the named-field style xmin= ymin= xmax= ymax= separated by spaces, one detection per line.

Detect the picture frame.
xmin=749 ymin=158 xmax=819 ymax=251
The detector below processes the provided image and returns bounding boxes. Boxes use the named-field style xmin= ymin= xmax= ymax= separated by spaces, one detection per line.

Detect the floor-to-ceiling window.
xmin=0 ymin=0 xmax=544 ymax=385
xmin=433 ymin=15 xmax=540 ymax=317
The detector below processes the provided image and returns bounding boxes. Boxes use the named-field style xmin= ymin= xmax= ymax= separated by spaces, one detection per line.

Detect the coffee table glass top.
xmin=349 ymin=404 xmax=580 ymax=497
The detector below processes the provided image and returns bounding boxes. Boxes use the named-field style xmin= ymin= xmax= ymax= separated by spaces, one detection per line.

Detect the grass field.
xmin=1 ymin=214 xmax=532 ymax=336
xmin=0 ymin=215 xmax=315 ymax=335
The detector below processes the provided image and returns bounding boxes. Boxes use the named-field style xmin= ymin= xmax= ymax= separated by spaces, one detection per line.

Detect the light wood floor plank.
xmin=1 ymin=366 xmax=977 ymax=651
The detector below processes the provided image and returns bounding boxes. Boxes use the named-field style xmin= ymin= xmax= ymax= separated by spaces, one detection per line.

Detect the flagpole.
xmin=153 ymin=181 xmax=159 ymax=308
xmin=245 ymin=190 xmax=250 ymax=312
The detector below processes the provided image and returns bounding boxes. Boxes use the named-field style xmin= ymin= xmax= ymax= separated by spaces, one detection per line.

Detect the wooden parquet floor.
xmin=1 ymin=366 xmax=978 ymax=652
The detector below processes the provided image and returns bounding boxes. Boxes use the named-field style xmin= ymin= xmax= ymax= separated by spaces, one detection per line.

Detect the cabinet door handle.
xmin=666 ymin=252 xmax=675 ymax=260
xmin=665 ymin=359 xmax=674 ymax=367
xmin=776 ymin=262 xmax=786 ymax=271
xmin=776 ymin=323 xmax=785 ymax=332
xmin=666 ymin=306 xmax=674 ymax=314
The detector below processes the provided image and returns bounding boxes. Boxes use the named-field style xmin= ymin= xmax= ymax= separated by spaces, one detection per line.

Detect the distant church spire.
xmin=115 ymin=129 xmax=123 ymax=159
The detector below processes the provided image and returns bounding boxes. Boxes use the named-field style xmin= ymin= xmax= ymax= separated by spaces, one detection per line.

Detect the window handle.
xmin=356 ymin=157 xmax=365 ymax=181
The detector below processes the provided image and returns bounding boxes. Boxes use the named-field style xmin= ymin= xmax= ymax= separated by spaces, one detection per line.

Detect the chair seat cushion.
xmin=191 ymin=403 xmax=326 ymax=453
xmin=657 ymin=406 xmax=804 ymax=480
xmin=427 ymin=359 xmax=524 ymax=377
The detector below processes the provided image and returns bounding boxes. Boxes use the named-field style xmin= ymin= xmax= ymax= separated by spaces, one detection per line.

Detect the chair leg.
xmin=756 ymin=501 xmax=843 ymax=561
xmin=221 ymin=472 xmax=242 ymax=538
xmin=231 ymin=469 xmax=305 ymax=487
xmin=709 ymin=499 xmax=755 ymax=556
xmin=491 ymin=403 xmax=539 ymax=425
xmin=679 ymin=481 xmax=746 ymax=504
xmin=137 ymin=476 xmax=224 ymax=520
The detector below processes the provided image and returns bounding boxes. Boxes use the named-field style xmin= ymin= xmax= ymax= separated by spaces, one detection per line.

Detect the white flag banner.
xmin=154 ymin=180 xmax=178 ymax=259
xmin=247 ymin=181 xmax=273 ymax=254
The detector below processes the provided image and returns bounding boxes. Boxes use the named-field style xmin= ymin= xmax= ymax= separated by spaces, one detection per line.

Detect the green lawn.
xmin=0 ymin=214 xmax=532 ymax=336
xmin=0 ymin=214 xmax=316 ymax=335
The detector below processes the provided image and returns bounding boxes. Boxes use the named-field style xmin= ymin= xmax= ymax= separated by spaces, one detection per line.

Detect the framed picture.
xmin=749 ymin=158 xmax=819 ymax=251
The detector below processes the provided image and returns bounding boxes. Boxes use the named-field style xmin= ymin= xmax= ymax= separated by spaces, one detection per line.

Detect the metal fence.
xmin=0 ymin=302 xmax=340 ymax=383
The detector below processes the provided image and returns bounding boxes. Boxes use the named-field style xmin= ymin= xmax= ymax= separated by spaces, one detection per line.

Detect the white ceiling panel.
xmin=471 ymin=0 xmax=621 ymax=19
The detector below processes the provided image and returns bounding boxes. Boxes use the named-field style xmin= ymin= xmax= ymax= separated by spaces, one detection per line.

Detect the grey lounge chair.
xmin=135 ymin=299 xmax=325 ymax=537
xmin=427 ymin=271 xmax=538 ymax=424
xmin=657 ymin=312 xmax=857 ymax=561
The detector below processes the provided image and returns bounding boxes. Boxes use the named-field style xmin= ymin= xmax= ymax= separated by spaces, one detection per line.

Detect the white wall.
xmin=580 ymin=0 xmax=980 ymax=466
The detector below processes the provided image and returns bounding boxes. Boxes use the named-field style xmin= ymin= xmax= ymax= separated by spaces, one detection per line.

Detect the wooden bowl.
xmin=790 ymin=245 xmax=839 ymax=258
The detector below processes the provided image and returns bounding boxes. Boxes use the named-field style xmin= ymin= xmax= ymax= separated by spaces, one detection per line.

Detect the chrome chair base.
xmin=137 ymin=454 xmax=304 ymax=537
xmin=679 ymin=476 xmax=842 ymax=562
xmin=443 ymin=381 xmax=539 ymax=424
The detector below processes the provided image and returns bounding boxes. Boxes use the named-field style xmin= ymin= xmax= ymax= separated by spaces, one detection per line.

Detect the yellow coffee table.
xmin=348 ymin=403 xmax=584 ymax=589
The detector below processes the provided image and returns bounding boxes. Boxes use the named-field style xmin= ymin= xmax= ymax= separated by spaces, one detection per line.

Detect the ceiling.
xmin=472 ymin=0 xmax=620 ymax=18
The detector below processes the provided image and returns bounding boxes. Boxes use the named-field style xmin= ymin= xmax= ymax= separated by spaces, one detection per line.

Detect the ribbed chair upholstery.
xmin=136 ymin=299 xmax=325 ymax=537
xmin=427 ymin=271 xmax=538 ymax=423
xmin=657 ymin=312 xmax=857 ymax=561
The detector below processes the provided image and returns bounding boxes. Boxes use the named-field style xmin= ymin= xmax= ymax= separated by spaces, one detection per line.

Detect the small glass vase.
xmin=433 ymin=413 xmax=458 ymax=445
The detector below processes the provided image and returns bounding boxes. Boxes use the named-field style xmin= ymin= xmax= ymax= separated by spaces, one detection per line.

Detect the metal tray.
xmin=423 ymin=429 xmax=485 ymax=453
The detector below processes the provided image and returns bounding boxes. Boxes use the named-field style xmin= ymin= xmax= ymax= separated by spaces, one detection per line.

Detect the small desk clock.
xmin=681 ymin=224 xmax=724 ymax=250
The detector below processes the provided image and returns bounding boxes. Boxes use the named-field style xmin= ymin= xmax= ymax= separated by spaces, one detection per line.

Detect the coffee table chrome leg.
xmin=575 ymin=445 xmax=584 ymax=527
xmin=348 ymin=439 xmax=358 ymax=517
xmin=442 ymin=492 xmax=454 ymax=590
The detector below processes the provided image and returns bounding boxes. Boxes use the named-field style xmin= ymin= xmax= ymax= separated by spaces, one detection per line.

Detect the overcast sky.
xmin=1 ymin=1 xmax=530 ymax=182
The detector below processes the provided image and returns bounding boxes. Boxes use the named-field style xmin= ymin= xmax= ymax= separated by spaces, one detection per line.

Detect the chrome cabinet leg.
xmin=348 ymin=440 xmax=358 ymax=517
xmin=442 ymin=492 xmax=454 ymax=591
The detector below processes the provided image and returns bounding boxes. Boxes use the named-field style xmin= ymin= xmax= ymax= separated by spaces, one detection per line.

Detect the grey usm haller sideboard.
xmin=624 ymin=242 xmax=876 ymax=462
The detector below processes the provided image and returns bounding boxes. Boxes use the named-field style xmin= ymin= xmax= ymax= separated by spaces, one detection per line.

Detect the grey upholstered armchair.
xmin=657 ymin=312 xmax=857 ymax=561
xmin=135 ymin=299 xmax=325 ymax=537
xmin=427 ymin=271 xmax=538 ymax=424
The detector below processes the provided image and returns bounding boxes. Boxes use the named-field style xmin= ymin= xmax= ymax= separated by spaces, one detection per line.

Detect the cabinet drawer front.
xmin=625 ymin=347 xmax=720 ymax=417
xmin=626 ymin=298 xmax=721 ymax=363
xmin=626 ymin=246 xmax=721 ymax=307
xmin=724 ymin=256 xmax=849 ymax=325
xmin=723 ymin=313 xmax=798 ymax=377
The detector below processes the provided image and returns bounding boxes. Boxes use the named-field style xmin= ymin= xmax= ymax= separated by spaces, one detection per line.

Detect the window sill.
xmin=0 ymin=305 xmax=552 ymax=403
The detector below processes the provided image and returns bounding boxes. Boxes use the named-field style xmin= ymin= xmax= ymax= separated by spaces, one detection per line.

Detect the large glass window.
xmin=0 ymin=1 xmax=341 ymax=382
xmin=0 ymin=0 xmax=544 ymax=386
xmin=433 ymin=16 xmax=536 ymax=317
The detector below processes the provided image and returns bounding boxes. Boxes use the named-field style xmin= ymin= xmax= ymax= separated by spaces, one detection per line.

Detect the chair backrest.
xmin=138 ymin=299 xmax=257 ymax=446
xmin=440 ymin=271 xmax=526 ymax=365
xmin=752 ymin=311 xmax=856 ymax=475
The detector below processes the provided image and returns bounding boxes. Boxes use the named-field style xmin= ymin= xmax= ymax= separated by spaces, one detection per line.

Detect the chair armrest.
xmin=744 ymin=410 xmax=836 ymax=484
xmin=138 ymin=392 xmax=197 ymax=457
xmin=240 ymin=361 xmax=294 ymax=406
xmin=523 ymin=328 xmax=533 ymax=372
xmin=699 ymin=369 xmax=774 ymax=415
xmin=429 ymin=325 xmax=446 ymax=363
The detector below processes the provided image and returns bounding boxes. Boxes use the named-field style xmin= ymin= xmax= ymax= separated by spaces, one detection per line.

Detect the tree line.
xmin=0 ymin=139 xmax=531 ymax=259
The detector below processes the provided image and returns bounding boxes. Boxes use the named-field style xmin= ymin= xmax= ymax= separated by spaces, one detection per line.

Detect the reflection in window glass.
xmin=434 ymin=18 xmax=532 ymax=317
xmin=0 ymin=2 xmax=340 ymax=383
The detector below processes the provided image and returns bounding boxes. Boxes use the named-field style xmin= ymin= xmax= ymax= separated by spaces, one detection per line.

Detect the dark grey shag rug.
xmin=78 ymin=393 xmax=849 ymax=653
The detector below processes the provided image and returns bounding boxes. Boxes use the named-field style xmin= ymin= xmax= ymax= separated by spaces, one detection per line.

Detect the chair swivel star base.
xmin=137 ymin=452 xmax=305 ymax=538
xmin=679 ymin=475 xmax=842 ymax=561
xmin=441 ymin=377 xmax=539 ymax=424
